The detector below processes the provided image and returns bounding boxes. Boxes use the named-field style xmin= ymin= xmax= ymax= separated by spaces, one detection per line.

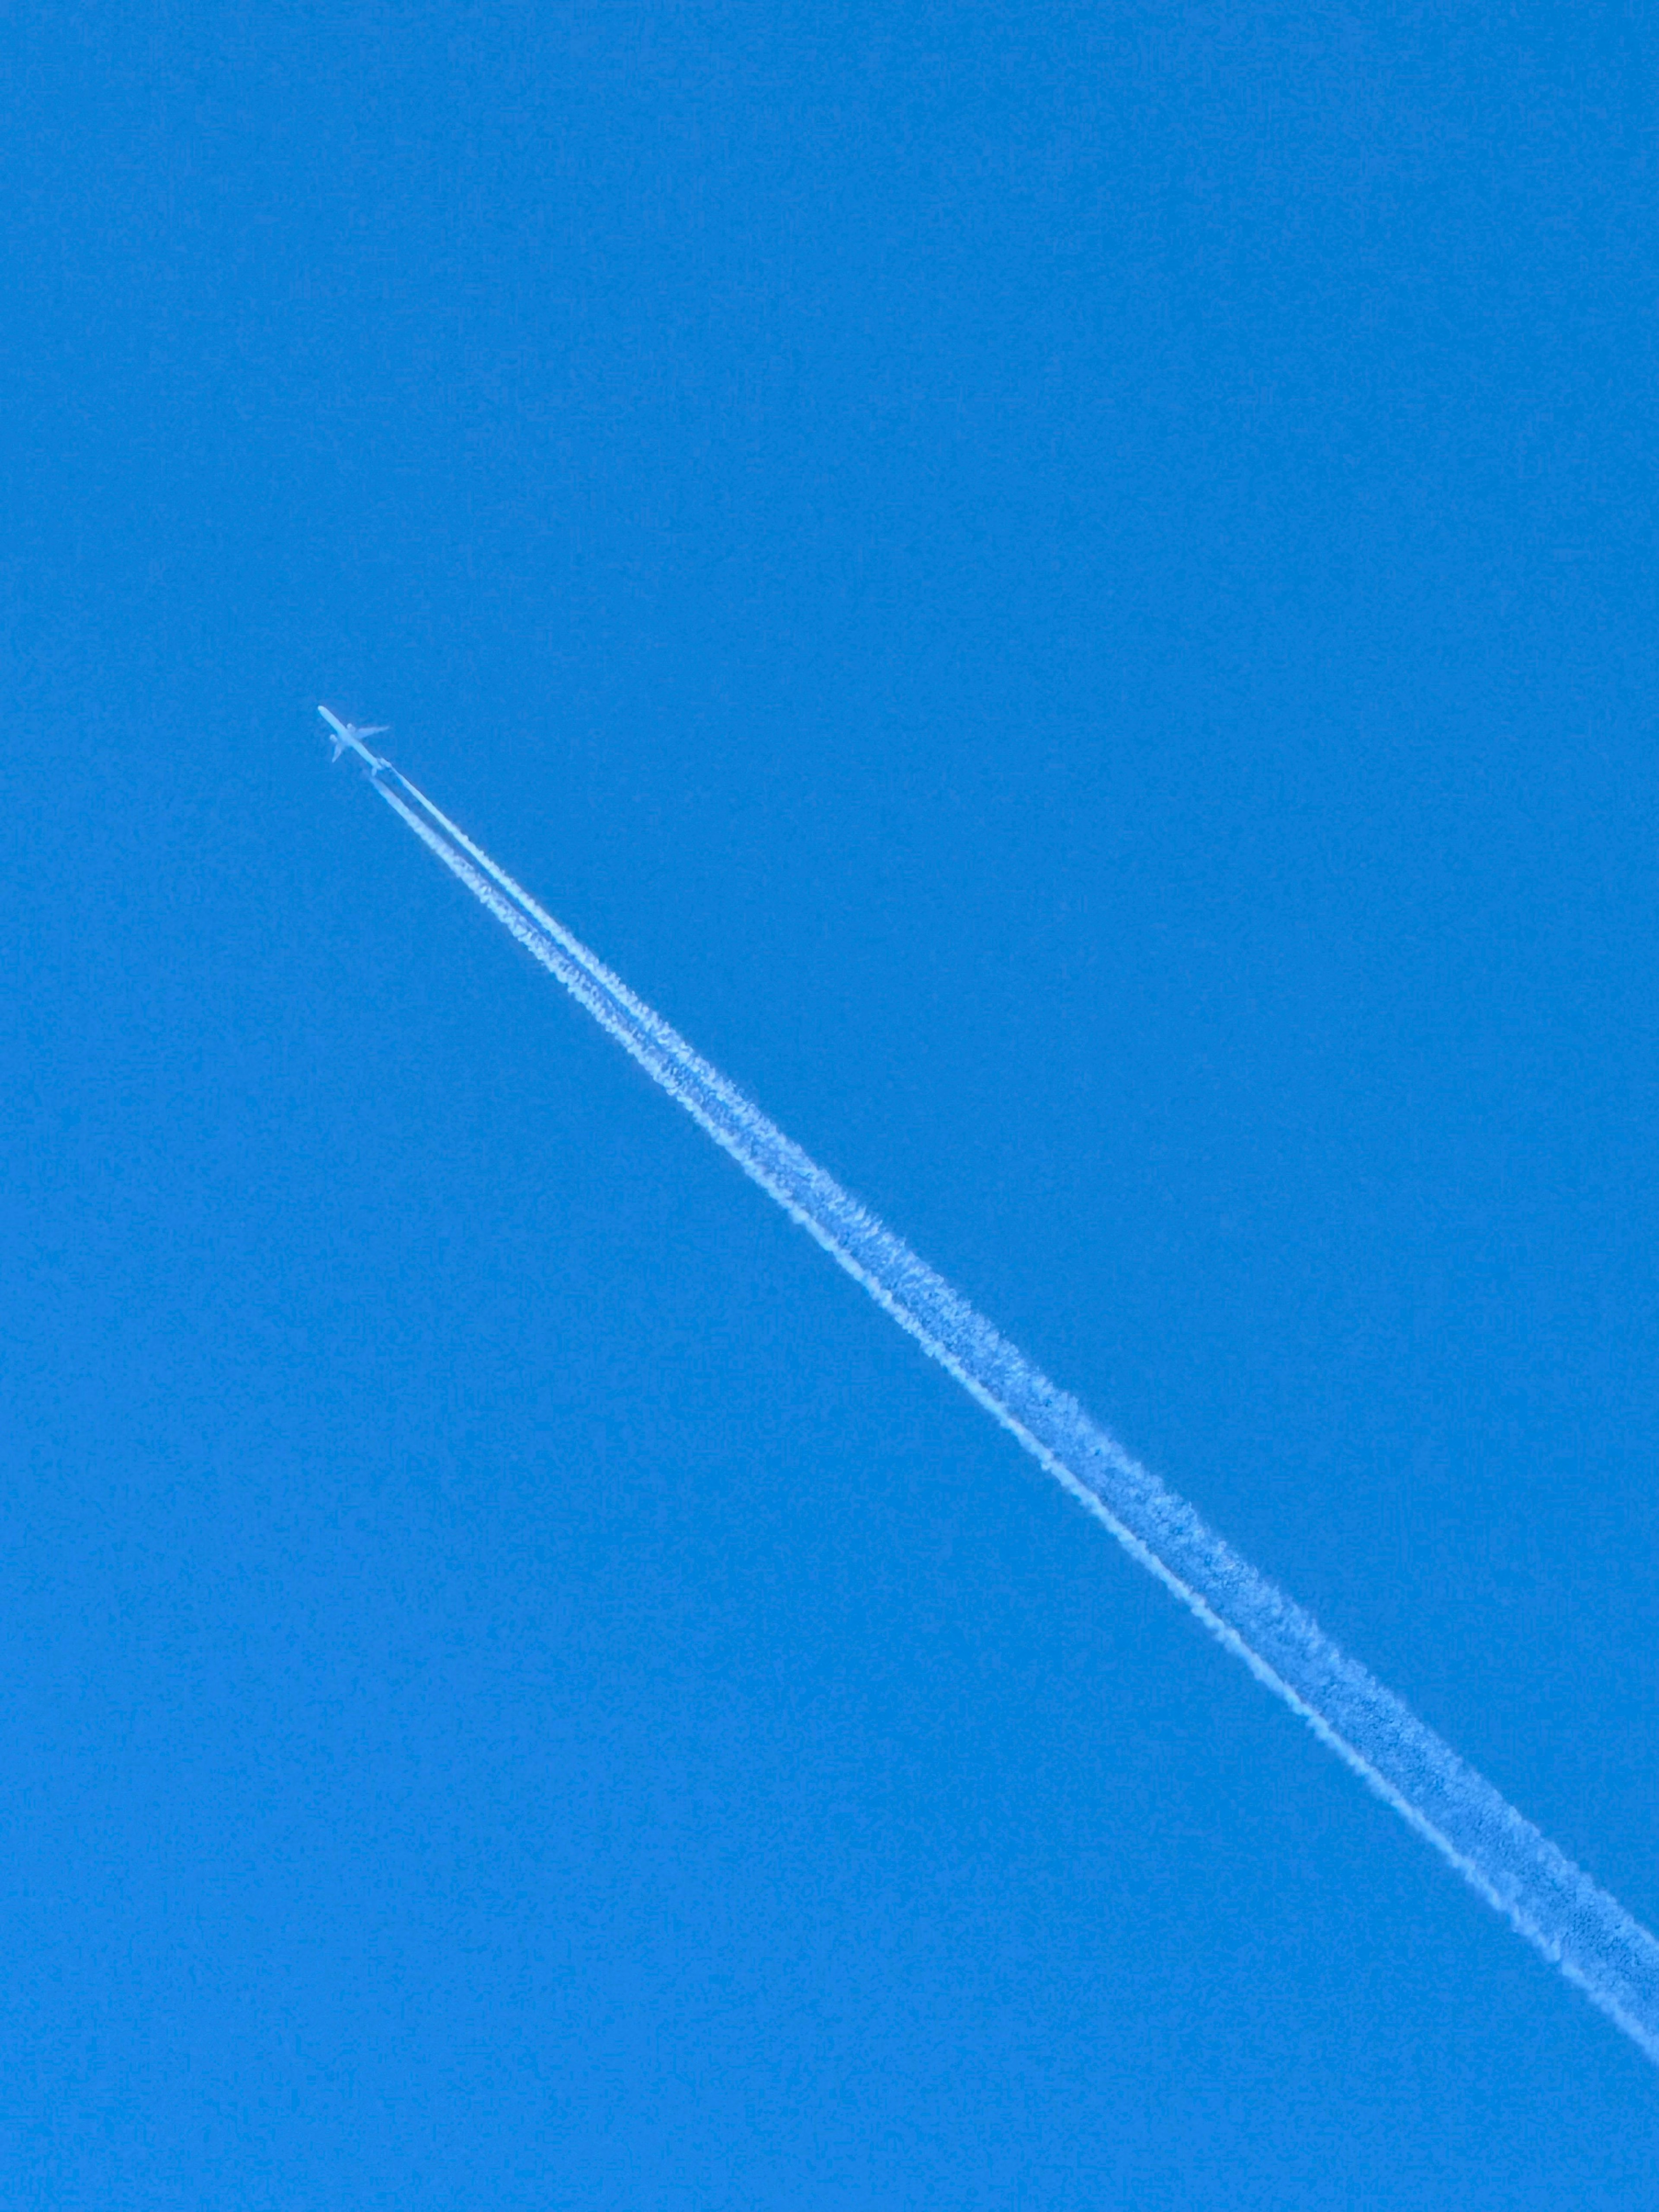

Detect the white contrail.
xmin=350 ymin=741 xmax=1659 ymax=2067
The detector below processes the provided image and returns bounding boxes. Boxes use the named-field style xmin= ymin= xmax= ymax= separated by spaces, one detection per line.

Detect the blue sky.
xmin=5 ymin=3 xmax=1659 ymax=2202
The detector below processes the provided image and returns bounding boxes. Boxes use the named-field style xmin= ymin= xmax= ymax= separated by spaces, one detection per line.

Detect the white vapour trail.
xmin=361 ymin=752 xmax=1659 ymax=2066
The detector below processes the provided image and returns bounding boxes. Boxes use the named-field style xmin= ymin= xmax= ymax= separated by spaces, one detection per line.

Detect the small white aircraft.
xmin=318 ymin=703 xmax=391 ymax=772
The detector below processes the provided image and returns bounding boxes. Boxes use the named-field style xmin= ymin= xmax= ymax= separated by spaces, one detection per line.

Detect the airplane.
xmin=318 ymin=703 xmax=391 ymax=772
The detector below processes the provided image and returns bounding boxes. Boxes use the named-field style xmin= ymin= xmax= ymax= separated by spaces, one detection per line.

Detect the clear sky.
xmin=5 ymin=3 xmax=1659 ymax=2204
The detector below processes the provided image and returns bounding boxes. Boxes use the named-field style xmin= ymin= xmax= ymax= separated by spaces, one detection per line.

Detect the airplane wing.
xmin=318 ymin=704 xmax=391 ymax=768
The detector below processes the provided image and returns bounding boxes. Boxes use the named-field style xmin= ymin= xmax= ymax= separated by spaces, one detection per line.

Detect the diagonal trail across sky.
xmin=330 ymin=709 xmax=1659 ymax=2067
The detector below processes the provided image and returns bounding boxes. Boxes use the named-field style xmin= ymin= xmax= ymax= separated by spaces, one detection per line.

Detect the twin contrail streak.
xmin=346 ymin=731 xmax=1659 ymax=2066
